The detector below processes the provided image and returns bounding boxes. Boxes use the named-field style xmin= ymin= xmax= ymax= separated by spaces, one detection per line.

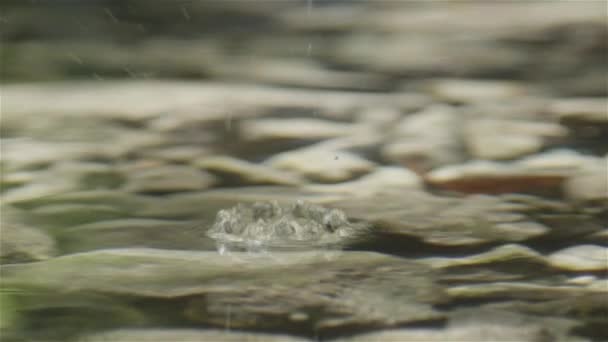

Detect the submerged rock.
xmin=464 ymin=119 xmax=567 ymax=160
xmin=57 ymin=219 xmax=216 ymax=254
xmin=124 ymin=165 xmax=217 ymax=193
xmin=3 ymin=161 xmax=125 ymax=205
xmin=445 ymin=281 xmax=607 ymax=303
xmin=194 ymin=156 xmax=303 ymax=186
xmin=426 ymin=149 xmax=604 ymax=195
xmin=381 ymin=104 xmax=464 ymax=172
xmin=420 ymin=244 xmax=546 ymax=270
xmin=239 ymin=118 xmax=358 ymax=141
xmin=332 ymin=191 xmax=550 ymax=247
xmin=30 ymin=203 xmax=128 ymax=229
xmin=338 ymin=307 xmax=583 ymax=342
xmin=135 ymin=187 xmax=343 ymax=220
xmin=550 ymin=98 xmax=608 ymax=124
xmin=428 ymin=79 xmax=527 ymax=103
xmin=1 ymin=204 xmax=56 ymax=265
xmin=79 ymin=328 xmax=310 ymax=342
xmin=420 ymin=244 xmax=554 ymax=284
xmin=1 ymin=248 xmax=444 ymax=336
xmin=207 ymin=201 xmax=370 ymax=251
xmin=304 ymin=166 xmax=422 ymax=196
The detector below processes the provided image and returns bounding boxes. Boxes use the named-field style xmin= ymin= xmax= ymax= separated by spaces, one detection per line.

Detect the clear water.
xmin=1 ymin=1 xmax=606 ymax=341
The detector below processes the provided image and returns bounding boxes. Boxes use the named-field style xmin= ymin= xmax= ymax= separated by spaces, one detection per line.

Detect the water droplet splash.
xmin=207 ymin=200 xmax=368 ymax=253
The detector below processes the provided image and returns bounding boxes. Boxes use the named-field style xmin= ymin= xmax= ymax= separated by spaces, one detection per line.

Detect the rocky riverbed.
xmin=1 ymin=1 xmax=607 ymax=341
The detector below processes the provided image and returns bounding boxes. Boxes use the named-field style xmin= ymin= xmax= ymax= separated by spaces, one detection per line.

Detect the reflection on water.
xmin=1 ymin=1 xmax=607 ymax=341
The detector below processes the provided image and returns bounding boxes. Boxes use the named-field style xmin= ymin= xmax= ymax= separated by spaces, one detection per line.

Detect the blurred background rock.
xmin=1 ymin=0 xmax=606 ymax=96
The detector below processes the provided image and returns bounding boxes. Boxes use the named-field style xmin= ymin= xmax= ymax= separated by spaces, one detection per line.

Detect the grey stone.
xmin=517 ymin=149 xmax=601 ymax=173
xmin=213 ymin=57 xmax=389 ymax=91
xmin=428 ymin=79 xmax=527 ymax=104
xmin=355 ymin=106 xmax=403 ymax=128
xmin=0 ymin=170 xmax=36 ymax=192
xmin=550 ymin=98 xmax=608 ymax=124
xmin=1 ymin=139 xmax=95 ymax=171
xmin=2 ymin=178 xmax=77 ymax=206
xmin=464 ymin=97 xmax=550 ymax=120
xmin=136 ymin=187 xmax=344 ymax=220
xmin=564 ymin=158 xmax=608 ymax=203
xmin=239 ymin=118 xmax=359 ymax=142
xmin=445 ymin=281 xmax=607 ymax=302
xmin=30 ymin=203 xmax=129 ymax=229
xmin=139 ymin=146 xmax=212 ymax=164
xmin=465 ymin=119 xmax=567 ymax=160
xmin=442 ymin=279 xmax=608 ymax=335
xmin=425 ymin=149 xmax=600 ymax=194
xmin=10 ymin=190 xmax=152 ymax=212
xmin=548 ymin=245 xmax=608 ymax=271
xmin=3 ymin=162 xmax=126 ymax=205
xmin=361 ymin=1 xmax=604 ymax=38
xmin=381 ymin=104 xmax=464 ymax=172
xmin=1 ymin=206 xmax=56 ymax=263
xmin=308 ymin=128 xmax=385 ymax=153
xmin=421 ymin=244 xmax=545 ymax=270
xmin=265 ymin=147 xmax=375 ymax=182
xmin=584 ymin=229 xmax=608 ymax=244
xmin=124 ymin=165 xmax=217 ymax=193
xmin=420 ymin=244 xmax=552 ymax=284
xmin=56 ymin=219 xmax=215 ymax=254
xmin=304 ymin=166 xmax=422 ymax=196
xmin=1 ymin=82 xmax=428 ymax=129
xmin=0 ymin=81 xmax=229 ymax=121
xmin=79 ymin=329 xmax=310 ymax=342
xmin=338 ymin=308 xmax=583 ymax=342
xmin=333 ymin=35 xmax=528 ymax=77
xmin=332 ymin=191 xmax=550 ymax=246
xmin=195 ymin=156 xmax=303 ymax=186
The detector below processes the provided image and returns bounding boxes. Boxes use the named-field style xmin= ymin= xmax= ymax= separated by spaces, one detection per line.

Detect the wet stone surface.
xmin=1 ymin=248 xmax=445 ymax=339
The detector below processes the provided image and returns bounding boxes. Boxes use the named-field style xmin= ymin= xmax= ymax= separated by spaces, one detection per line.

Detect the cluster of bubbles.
xmin=207 ymin=200 xmax=363 ymax=253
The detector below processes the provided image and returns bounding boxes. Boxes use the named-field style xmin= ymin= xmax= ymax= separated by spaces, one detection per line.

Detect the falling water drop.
xmin=123 ymin=67 xmax=136 ymax=78
xmin=224 ymin=304 xmax=232 ymax=331
xmin=307 ymin=0 xmax=313 ymax=56
xmin=103 ymin=8 xmax=119 ymax=23
xmin=180 ymin=5 xmax=190 ymax=20
xmin=225 ymin=112 xmax=233 ymax=131
xmin=67 ymin=52 xmax=83 ymax=65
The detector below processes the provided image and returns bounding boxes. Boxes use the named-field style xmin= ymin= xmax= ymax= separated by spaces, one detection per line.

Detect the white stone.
xmin=265 ymin=148 xmax=375 ymax=182
xmin=195 ymin=156 xmax=303 ymax=185
xmin=549 ymin=245 xmax=608 ymax=271
xmin=429 ymin=79 xmax=526 ymax=103
xmin=239 ymin=118 xmax=358 ymax=141
xmin=305 ymin=166 xmax=422 ymax=195
xmin=550 ymin=98 xmax=608 ymax=123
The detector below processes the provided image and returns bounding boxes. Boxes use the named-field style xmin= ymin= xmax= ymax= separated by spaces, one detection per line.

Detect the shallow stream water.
xmin=1 ymin=1 xmax=607 ymax=341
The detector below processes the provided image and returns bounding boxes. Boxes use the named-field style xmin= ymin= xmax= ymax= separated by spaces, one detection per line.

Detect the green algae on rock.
xmin=78 ymin=328 xmax=310 ymax=342
xmin=1 ymin=248 xmax=444 ymax=336
xmin=0 ymin=205 xmax=57 ymax=264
